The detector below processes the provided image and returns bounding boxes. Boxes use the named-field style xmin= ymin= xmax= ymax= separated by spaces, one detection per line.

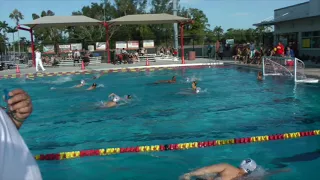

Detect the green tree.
xmin=182 ymin=8 xmax=209 ymax=45
xmin=32 ymin=10 xmax=63 ymax=52
xmin=6 ymin=26 xmax=17 ymax=51
xmin=68 ymin=1 xmax=121 ymax=49
xmin=9 ymin=9 xmax=24 ymax=53
xmin=0 ymin=21 xmax=9 ymax=53
xmin=212 ymin=26 xmax=223 ymax=41
xmin=254 ymin=24 xmax=272 ymax=44
xmin=19 ymin=37 xmax=26 ymax=52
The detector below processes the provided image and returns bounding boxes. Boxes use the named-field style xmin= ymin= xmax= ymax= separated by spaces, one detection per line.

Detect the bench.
xmin=59 ymin=57 xmax=102 ymax=66
xmin=155 ymin=55 xmax=179 ymax=62
xmin=138 ymin=54 xmax=156 ymax=62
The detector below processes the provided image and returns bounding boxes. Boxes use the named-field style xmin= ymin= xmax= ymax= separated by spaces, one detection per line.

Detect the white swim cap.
xmin=240 ymin=159 xmax=257 ymax=173
xmin=113 ymin=96 xmax=120 ymax=102
xmin=196 ymin=87 xmax=201 ymax=93
xmin=81 ymin=80 xmax=85 ymax=84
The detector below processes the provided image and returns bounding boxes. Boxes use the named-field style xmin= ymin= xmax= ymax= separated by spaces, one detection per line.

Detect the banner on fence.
xmin=96 ymin=42 xmax=106 ymax=51
xmin=71 ymin=43 xmax=82 ymax=51
xmin=43 ymin=45 xmax=55 ymax=54
xmin=116 ymin=41 xmax=127 ymax=49
xmin=88 ymin=45 xmax=95 ymax=51
xmin=127 ymin=41 xmax=139 ymax=49
xmin=143 ymin=40 xmax=154 ymax=48
xmin=59 ymin=45 xmax=71 ymax=53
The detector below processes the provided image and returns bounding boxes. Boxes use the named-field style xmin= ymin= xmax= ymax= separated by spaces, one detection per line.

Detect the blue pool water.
xmin=1 ymin=65 xmax=320 ymax=180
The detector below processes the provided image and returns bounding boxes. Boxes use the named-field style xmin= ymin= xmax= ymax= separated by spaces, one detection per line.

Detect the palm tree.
xmin=9 ymin=9 xmax=24 ymax=54
xmin=6 ymin=26 xmax=18 ymax=51
xmin=0 ymin=21 xmax=9 ymax=54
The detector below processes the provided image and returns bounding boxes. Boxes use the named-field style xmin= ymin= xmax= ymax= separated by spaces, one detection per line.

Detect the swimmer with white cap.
xmin=75 ymin=80 xmax=85 ymax=88
xmin=181 ymin=158 xmax=290 ymax=180
xmin=180 ymin=159 xmax=257 ymax=180
xmin=104 ymin=93 xmax=131 ymax=108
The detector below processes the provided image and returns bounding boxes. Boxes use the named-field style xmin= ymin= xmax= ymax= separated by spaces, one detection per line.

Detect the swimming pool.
xmin=1 ymin=65 xmax=320 ymax=180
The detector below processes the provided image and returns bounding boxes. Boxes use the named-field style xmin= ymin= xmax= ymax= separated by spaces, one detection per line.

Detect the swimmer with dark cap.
xmin=181 ymin=159 xmax=289 ymax=180
xmin=104 ymin=93 xmax=132 ymax=108
xmin=87 ymin=83 xmax=97 ymax=90
xmin=92 ymin=74 xmax=101 ymax=79
xmin=155 ymin=76 xmax=176 ymax=84
xmin=192 ymin=81 xmax=201 ymax=93
xmin=257 ymin=71 xmax=263 ymax=81
xmin=75 ymin=80 xmax=85 ymax=88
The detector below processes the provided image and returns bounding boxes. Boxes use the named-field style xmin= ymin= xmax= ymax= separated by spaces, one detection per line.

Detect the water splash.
xmin=185 ymin=75 xmax=202 ymax=83
xmin=50 ymin=76 xmax=73 ymax=84
xmin=97 ymin=84 xmax=104 ymax=88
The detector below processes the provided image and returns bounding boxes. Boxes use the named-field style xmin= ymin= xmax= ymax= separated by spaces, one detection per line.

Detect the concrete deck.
xmin=0 ymin=58 xmax=228 ymax=79
xmin=1 ymin=58 xmax=319 ymax=79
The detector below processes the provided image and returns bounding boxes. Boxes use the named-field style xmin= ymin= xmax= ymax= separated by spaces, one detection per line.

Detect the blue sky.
xmin=0 ymin=0 xmax=307 ymax=41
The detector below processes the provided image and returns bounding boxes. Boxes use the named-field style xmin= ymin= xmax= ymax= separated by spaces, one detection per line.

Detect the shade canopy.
xmin=108 ymin=13 xmax=192 ymax=25
xmin=22 ymin=15 xmax=102 ymax=29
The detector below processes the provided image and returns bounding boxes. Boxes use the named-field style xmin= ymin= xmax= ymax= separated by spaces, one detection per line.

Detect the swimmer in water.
xmin=87 ymin=83 xmax=97 ymax=90
xmin=125 ymin=95 xmax=132 ymax=100
xmin=181 ymin=159 xmax=258 ymax=180
xmin=257 ymin=71 xmax=263 ymax=81
xmin=191 ymin=81 xmax=201 ymax=93
xmin=192 ymin=81 xmax=197 ymax=90
xmin=93 ymin=74 xmax=101 ymax=79
xmin=181 ymin=159 xmax=290 ymax=180
xmin=104 ymin=93 xmax=129 ymax=108
xmin=75 ymin=80 xmax=85 ymax=88
xmin=25 ymin=75 xmax=34 ymax=80
xmin=155 ymin=76 xmax=177 ymax=84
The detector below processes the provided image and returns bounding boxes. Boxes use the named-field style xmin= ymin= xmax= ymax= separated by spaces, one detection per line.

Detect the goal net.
xmin=262 ymin=56 xmax=293 ymax=77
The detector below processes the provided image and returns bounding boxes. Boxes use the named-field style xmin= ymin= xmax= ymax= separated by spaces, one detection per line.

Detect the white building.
xmin=254 ymin=0 xmax=320 ymax=57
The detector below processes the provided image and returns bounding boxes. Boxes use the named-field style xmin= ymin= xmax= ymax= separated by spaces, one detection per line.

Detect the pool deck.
xmin=1 ymin=58 xmax=319 ymax=79
xmin=0 ymin=58 xmax=228 ymax=79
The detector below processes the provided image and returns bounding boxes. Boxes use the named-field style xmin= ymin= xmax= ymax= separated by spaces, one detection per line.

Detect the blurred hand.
xmin=179 ymin=173 xmax=191 ymax=180
xmin=7 ymin=89 xmax=33 ymax=122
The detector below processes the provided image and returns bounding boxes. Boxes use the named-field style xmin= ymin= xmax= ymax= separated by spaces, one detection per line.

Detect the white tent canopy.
xmin=22 ymin=15 xmax=102 ymax=29
xmin=108 ymin=13 xmax=191 ymax=25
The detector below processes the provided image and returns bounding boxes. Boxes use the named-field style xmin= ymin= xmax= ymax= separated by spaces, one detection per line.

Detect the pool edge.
xmin=0 ymin=62 xmax=224 ymax=80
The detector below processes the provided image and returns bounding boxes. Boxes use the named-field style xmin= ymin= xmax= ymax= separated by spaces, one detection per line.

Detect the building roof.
xmin=253 ymin=14 xmax=320 ymax=26
xmin=274 ymin=1 xmax=309 ymax=11
xmin=22 ymin=15 xmax=102 ymax=28
xmin=108 ymin=13 xmax=192 ymax=25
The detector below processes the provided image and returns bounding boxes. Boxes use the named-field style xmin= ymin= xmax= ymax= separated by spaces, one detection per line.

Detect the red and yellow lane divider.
xmin=0 ymin=65 xmax=210 ymax=80
xmin=35 ymin=130 xmax=320 ymax=161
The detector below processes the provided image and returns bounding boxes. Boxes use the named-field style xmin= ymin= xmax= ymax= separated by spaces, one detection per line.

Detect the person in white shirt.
xmin=0 ymin=89 xmax=42 ymax=180
xmin=35 ymin=49 xmax=45 ymax=72
xmin=73 ymin=49 xmax=81 ymax=66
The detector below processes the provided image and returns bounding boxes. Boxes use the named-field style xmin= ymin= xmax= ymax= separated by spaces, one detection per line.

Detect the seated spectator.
xmin=121 ymin=48 xmax=128 ymax=54
xmin=286 ymin=47 xmax=295 ymax=58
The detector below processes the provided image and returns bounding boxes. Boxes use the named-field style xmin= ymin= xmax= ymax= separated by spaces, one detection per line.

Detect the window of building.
xmin=301 ymin=31 xmax=320 ymax=48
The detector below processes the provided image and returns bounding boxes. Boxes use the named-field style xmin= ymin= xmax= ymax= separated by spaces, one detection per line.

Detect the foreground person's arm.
xmin=6 ymin=89 xmax=33 ymax=129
